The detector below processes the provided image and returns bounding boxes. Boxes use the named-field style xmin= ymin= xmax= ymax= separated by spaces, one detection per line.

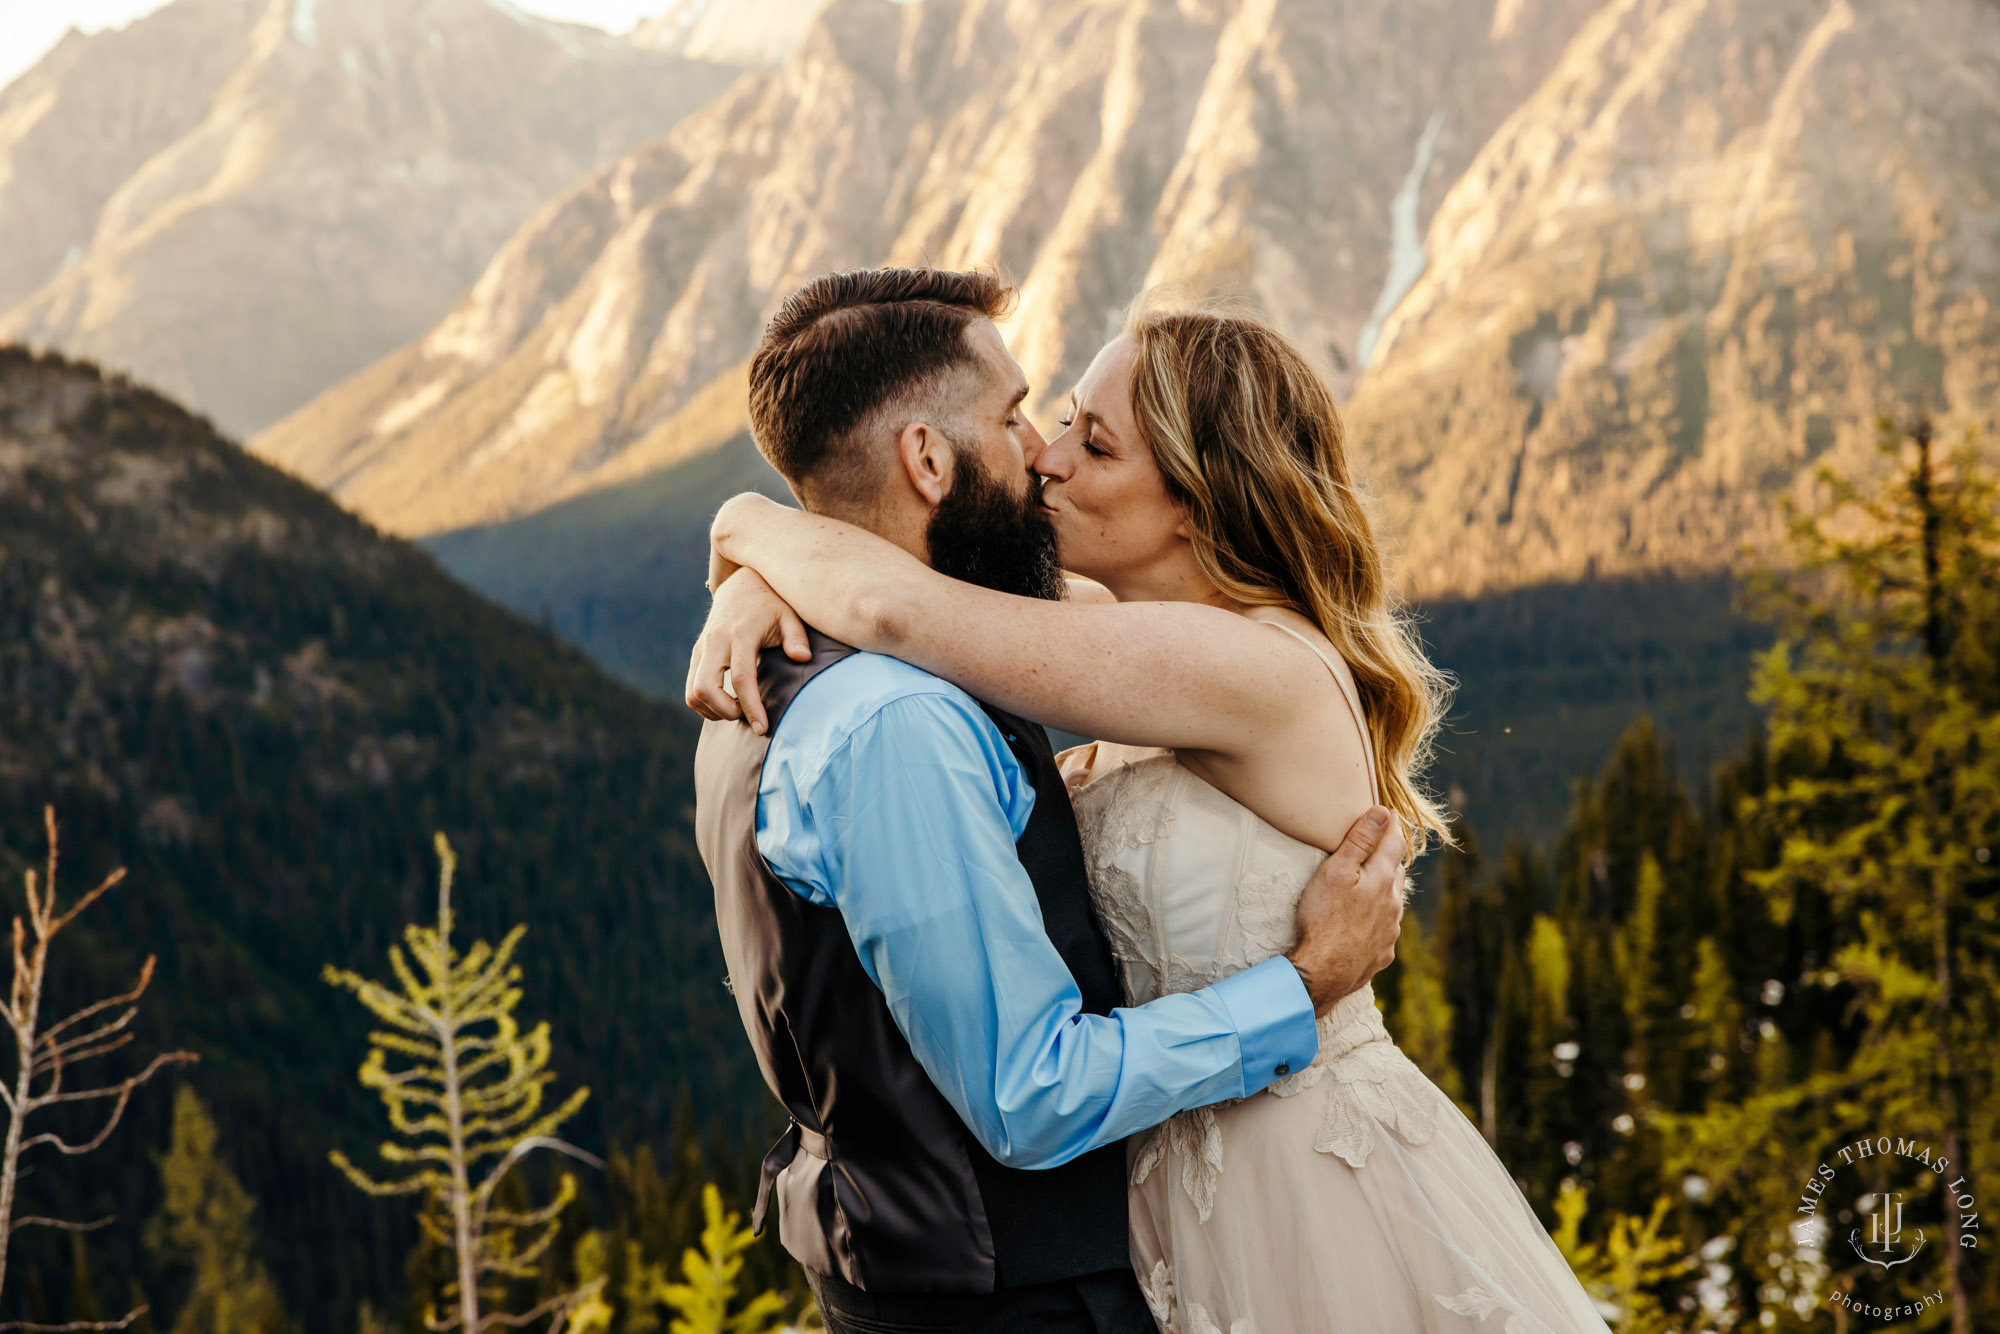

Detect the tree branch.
xmin=46 ymin=867 xmax=128 ymax=939
xmin=41 ymin=962 xmax=153 ymax=1043
xmin=20 ymin=1052 xmax=195 ymax=1155
xmin=480 ymin=1213 xmax=565 ymax=1276
xmin=472 ymin=1137 xmax=601 ymax=1230
xmin=0 ymin=1307 xmax=147 ymax=1333
xmin=41 ymin=1007 xmax=139 ymax=1059
xmin=34 ymin=1033 xmax=137 ymax=1076
xmin=475 ymin=1290 xmax=575 ymax=1331
xmin=543 ymin=1279 xmax=608 ymax=1334
xmin=9 ymin=1215 xmax=113 ymax=1235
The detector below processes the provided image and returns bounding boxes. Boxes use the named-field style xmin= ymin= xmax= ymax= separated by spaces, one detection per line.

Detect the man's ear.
xmin=895 ymin=420 xmax=953 ymax=507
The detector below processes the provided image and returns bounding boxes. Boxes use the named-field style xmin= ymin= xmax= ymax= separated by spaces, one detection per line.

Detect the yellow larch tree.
xmin=325 ymin=833 xmax=603 ymax=1333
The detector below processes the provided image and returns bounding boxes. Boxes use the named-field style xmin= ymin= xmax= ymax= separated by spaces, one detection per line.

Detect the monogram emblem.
xmin=1851 ymin=1191 xmax=1927 ymax=1270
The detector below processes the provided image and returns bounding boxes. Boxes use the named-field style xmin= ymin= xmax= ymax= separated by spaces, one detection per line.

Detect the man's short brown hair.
xmin=748 ymin=267 xmax=1015 ymax=510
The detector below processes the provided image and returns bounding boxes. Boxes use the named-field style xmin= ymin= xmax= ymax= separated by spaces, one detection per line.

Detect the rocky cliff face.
xmin=1347 ymin=0 xmax=2000 ymax=597
xmin=253 ymin=0 xmax=1605 ymax=537
xmin=0 ymin=0 xmax=739 ymax=438
xmin=0 ymin=0 xmax=255 ymax=319
xmin=195 ymin=0 xmax=2000 ymax=594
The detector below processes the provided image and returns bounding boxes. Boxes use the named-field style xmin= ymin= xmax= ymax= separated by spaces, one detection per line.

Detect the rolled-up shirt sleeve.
xmin=757 ymin=676 xmax=1319 ymax=1170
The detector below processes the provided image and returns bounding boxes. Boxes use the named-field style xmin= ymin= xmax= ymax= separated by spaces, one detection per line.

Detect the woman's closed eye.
xmin=1058 ymin=415 xmax=1108 ymax=457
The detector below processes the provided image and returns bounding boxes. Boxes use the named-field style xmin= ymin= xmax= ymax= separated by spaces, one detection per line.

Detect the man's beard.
xmin=925 ymin=447 xmax=1066 ymax=601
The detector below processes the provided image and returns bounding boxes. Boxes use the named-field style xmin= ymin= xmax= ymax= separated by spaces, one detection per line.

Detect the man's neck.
xmin=809 ymin=493 xmax=933 ymax=568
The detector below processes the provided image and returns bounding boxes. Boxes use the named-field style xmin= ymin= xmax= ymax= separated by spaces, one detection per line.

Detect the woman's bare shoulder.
xmin=1173 ymin=607 xmax=1376 ymax=850
xmin=1243 ymin=606 xmax=1365 ymax=692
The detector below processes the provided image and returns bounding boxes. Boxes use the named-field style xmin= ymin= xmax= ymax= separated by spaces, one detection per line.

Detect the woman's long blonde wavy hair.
xmin=1122 ymin=298 xmax=1455 ymax=852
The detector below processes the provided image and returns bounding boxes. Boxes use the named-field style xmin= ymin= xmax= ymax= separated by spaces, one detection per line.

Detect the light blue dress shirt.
xmin=755 ymin=652 xmax=1320 ymax=1170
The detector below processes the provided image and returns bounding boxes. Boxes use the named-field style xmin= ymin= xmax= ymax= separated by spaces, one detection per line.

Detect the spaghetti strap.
xmin=1256 ymin=617 xmax=1381 ymax=806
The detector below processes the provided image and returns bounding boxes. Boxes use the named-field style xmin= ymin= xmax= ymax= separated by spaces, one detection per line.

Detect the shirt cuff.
xmin=1209 ymin=956 xmax=1321 ymax=1096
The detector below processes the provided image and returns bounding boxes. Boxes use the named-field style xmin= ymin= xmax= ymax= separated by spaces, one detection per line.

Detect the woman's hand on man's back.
xmin=685 ymin=568 xmax=813 ymax=736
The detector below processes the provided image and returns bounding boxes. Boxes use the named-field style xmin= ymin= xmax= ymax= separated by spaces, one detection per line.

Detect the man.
xmin=689 ymin=268 xmax=1406 ymax=1333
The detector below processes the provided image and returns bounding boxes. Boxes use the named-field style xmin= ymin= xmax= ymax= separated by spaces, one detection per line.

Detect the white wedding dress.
xmin=1063 ymin=617 xmax=1613 ymax=1334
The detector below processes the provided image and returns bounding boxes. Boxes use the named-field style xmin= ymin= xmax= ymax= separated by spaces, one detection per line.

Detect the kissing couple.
xmin=687 ymin=268 xmax=1609 ymax=1334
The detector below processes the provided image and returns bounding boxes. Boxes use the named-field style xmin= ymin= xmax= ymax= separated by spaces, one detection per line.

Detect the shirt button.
xmin=1274 ymin=1063 xmax=1291 ymax=1077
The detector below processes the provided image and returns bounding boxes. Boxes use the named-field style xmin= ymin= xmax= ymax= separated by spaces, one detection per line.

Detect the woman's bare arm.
xmin=703 ymin=493 xmax=1326 ymax=753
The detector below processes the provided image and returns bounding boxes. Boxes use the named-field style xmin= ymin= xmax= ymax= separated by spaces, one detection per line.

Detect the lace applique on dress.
xmin=1317 ymin=1042 xmax=1438 ymax=1166
xmin=1133 ymin=1103 xmax=1226 ymax=1222
xmin=1141 ymin=1260 xmax=1178 ymax=1331
xmin=1124 ymin=999 xmax=1440 ymax=1215
xmin=1071 ymin=757 xmax=1180 ymax=996
xmin=1187 ymin=1304 xmax=1259 ymax=1334
xmin=1281 ymin=994 xmax=1440 ymax=1167
xmin=1437 ymin=1285 xmax=1528 ymax=1333
xmin=1259 ymin=992 xmax=1440 ymax=1167
xmin=1225 ymin=867 xmax=1301 ymax=962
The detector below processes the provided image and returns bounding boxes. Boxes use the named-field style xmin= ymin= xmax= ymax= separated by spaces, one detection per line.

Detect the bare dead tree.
xmin=0 ymin=808 xmax=196 ymax=1329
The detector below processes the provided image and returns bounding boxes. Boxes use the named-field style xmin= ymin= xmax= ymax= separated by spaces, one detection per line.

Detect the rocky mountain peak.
xmin=0 ymin=0 xmax=739 ymax=437
xmin=255 ymin=0 xmax=1608 ymax=538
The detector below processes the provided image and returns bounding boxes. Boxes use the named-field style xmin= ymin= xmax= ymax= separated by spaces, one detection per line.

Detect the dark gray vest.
xmin=693 ymin=632 xmax=1130 ymax=1293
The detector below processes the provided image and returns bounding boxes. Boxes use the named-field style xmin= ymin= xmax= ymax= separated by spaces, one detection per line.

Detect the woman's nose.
xmin=1019 ymin=422 xmax=1050 ymax=476
xmin=1035 ymin=430 xmax=1077 ymax=482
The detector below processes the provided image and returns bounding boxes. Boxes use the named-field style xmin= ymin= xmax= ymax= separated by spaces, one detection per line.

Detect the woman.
xmin=691 ymin=301 xmax=1610 ymax=1334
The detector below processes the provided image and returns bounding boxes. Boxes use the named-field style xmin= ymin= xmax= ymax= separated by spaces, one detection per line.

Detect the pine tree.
xmin=1738 ymin=418 xmax=2000 ymax=1332
xmin=1432 ymin=826 xmax=1524 ymax=1147
xmin=1613 ymin=856 xmax=1669 ymax=1099
xmin=1550 ymin=1180 xmax=1694 ymax=1334
xmin=654 ymin=1187 xmax=790 ymax=1334
xmin=1515 ymin=914 xmax=1581 ymax=1202
xmin=554 ymin=1233 xmax=614 ymax=1334
xmin=143 ymin=1085 xmax=288 ymax=1334
xmin=1685 ymin=938 xmax=1741 ymax=1098
xmin=1388 ymin=913 xmax=1464 ymax=1105
xmin=325 ymin=833 xmax=604 ymax=1334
